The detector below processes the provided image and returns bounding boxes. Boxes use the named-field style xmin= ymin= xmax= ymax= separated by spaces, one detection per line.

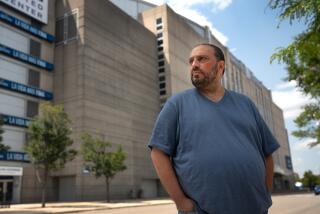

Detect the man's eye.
xmin=198 ymin=56 xmax=208 ymax=62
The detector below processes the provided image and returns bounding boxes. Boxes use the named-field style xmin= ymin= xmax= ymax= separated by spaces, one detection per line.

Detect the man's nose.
xmin=191 ymin=60 xmax=200 ymax=69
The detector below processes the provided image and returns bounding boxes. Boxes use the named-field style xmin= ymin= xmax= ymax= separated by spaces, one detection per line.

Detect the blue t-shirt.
xmin=149 ymin=88 xmax=280 ymax=214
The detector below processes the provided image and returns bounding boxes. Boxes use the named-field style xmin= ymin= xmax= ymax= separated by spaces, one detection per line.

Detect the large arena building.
xmin=0 ymin=0 xmax=294 ymax=203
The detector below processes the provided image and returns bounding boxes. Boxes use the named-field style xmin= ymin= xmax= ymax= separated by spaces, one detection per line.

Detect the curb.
xmin=1 ymin=200 xmax=175 ymax=213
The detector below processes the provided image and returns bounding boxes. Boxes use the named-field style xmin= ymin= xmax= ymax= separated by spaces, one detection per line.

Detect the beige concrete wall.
xmin=272 ymin=103 xmax=293 ymax=175
xmin=140 ymin=5 xmax=206 ymax=97
xmin=53 ymin=0 xmax=159 ymax=200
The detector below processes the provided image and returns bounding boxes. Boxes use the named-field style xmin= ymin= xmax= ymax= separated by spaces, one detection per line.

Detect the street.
xmin=80 ymin=194 xmax=320 ymax=214
xmin=269 ymin=193 xmax=320 ymax=214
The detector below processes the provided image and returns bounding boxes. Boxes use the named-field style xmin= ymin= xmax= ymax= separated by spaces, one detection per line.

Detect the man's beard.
xmin=191 ymin=65 xmax=218 ymax=89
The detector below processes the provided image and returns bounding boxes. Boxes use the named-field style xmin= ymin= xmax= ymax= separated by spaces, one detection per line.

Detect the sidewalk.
xmin=0 ymin=198 xmax=174 ymax=213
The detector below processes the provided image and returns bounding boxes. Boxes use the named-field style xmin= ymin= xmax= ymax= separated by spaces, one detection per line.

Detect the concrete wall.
xmin=54 ymin=0 xmax=159 ymax=200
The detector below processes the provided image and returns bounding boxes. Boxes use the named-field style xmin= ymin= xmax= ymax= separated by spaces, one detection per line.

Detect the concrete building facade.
xmin=0 ymin=0 xmax=294 ymax=203
xmin=0 ymin=0 xmax=56 ymax=203
xmin=53 ymin=0 xmax=160 ymax=201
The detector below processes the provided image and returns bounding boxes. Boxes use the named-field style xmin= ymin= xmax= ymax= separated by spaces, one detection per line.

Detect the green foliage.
xmin=25 ymin=102 xmax=77 ymax=207
xmin=292 ymin=103 xmax=320 ymax=147
xmin=269 ymin=0 xmax=320 ymax=146
xmin=26 ymin=102 xmax=77 ymax=169
xmin=301 ymin=170 xmax=320 ymax=189
xmin=0 ymin=115 xmax=10 ymax=152
xmin=0 ymin=144 xmax=10 ymax=152
xmin=81 ymin=133 xmax=126 ymax=201
xmin=293 ymin=173 xmax=300 ymax=182
xmin=270 ymin=32 xmax=320 ymax=98
xmin=269 ymin=0 xmax=320 ymax=30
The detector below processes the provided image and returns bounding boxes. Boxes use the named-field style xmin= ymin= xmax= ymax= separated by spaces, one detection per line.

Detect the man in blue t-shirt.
xmin=148 ymin=44 xmax=280 ymax=214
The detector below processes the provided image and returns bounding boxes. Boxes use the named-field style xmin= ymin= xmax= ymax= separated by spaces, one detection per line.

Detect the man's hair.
xmin=196 ymin=43 xmax=225 ymax=62
xmin=195 ymin=43 xmax=225 ymax=74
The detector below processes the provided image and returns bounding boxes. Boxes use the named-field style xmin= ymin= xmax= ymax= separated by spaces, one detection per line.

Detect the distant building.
xmin=0 ymin=0 xmax=294 ymax=203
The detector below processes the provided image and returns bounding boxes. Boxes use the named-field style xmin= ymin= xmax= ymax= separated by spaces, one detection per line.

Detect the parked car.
xmin=314 ymin=185 xmax=320 ymax=195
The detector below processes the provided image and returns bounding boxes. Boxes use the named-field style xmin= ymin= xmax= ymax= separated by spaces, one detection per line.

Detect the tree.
xmin=25 ymin=102 xmax=77 ymax=208
xmin=301 ymin=170 xmax=320 ymax=190
xmin=0 ymin=115 xmax=10 ymax=152
xmin=80 ymin=133 xmax=126 ymax=202
xmin=269 ymin=0 xmax=320 ymax=146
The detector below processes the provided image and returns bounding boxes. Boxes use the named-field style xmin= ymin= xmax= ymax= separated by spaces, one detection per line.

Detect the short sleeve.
xmin=249 ymin=100 xmax=280 ymax=156
xmin=148 ymin=101 xmax=179 ymax=156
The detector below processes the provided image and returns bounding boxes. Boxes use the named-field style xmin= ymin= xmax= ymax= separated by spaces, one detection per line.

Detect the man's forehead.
xmin=190 ymin=45 xmax=214 ymax=56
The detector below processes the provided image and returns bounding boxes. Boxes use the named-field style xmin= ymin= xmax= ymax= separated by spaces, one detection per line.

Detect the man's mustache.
xmin=192 ymin=68 xmax=204 ymax=74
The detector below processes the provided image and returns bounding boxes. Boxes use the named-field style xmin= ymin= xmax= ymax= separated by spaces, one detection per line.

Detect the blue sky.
xmin=146 ymin=0 xmax=319 ymax=177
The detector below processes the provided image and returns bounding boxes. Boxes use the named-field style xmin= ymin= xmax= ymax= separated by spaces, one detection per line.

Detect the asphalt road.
xmin=269 ymin=193 xmax=320 ymax=214
xmin=79 ymin=193 xmax=320 ymax=214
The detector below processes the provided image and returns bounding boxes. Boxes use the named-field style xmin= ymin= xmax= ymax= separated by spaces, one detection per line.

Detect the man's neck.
xmin=198 ymin=85 xmax=225 ymax=103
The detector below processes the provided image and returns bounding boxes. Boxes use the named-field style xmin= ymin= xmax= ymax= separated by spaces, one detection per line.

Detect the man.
xmin=148 ymin=44 xmax=280 ymax=214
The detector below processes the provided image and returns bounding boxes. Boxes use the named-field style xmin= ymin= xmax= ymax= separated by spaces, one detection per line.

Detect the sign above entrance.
xmin=0 ymin=166 xmax=23 ymax=176
xmin=0 ymin=0 xmax=48 ymax=24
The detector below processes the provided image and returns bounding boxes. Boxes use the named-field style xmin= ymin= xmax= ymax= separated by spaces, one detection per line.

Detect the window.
xmin=158 ymin=46 xmax=163 ymax=52
xmin=158 ymin=61 xmax=165 ymax=67
xmin=159 ymin=83 xmax=166 ymax=89
xmin=285 ymin=156 xmax=293 ymax=170
xmin=160 ymin=90 xmax=166 ymax=95
xmin=30 ymin=39 xmax=41 ymax=57
xmin=159 ymin=76 xmax=165 ymax=82
xmin=56 ymin=10 xmax=78 ymax=45
xmin=156 ymin=18 xmax=162 ymax=25
xmin=56 ymin=19 xmax=64 ymax=43
xmin=67 ymin=13 xmax=77 ymax=39
xmin=158 ymin=54 xmax=164 ymax=60
xmin=159 ymin=68 xmax=165 ymax=73
xmin=157 ymin=40 xmax=163 ymax=46
xmin=28 ymin=69 xmax=40 ymax=88
xmin=156 ymin=25 xmax=163 ymax=30
xmin=27 ymin=101 xmax=39 ymax=118
xmin=157 ymin=33 xmax=163 ymax=38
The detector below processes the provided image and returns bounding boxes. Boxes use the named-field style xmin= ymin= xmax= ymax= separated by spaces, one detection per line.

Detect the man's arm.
xmin=151 ymin=148 xmax=194 ymax=212
xmin=265 ymin=154 xmax=274 ymax=191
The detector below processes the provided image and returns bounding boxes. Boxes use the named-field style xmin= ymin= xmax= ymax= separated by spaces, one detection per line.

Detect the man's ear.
xmin=218 ymin=61 xmax=225 ymax=76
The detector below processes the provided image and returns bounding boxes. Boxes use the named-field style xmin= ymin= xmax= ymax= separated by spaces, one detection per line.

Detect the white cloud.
xmin=292 ymin=139 xmax=314 ymax=151
xmin=274 ymin=81 xmax=297 ymax=90
xmin=143 ymin=0 xmax=165 ymax=5
xmin=144 ymin=0 xmax=231 ymax=45
xmin=291 ymin=140 xmax=320 ymax=176
xmin=213 ymin=0 xmax=233 ymax=10
xmin=272 ymin=81 xmax=313 ymax=119
xmin=293 ymin=157 xmax=303 ymax=165
xmin=164 ymin=0 xmax=232 ymax=10
xmin=230 ymin=48 xmax=237 ymax=53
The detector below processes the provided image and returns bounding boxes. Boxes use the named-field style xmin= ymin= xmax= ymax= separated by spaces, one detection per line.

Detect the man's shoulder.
xmin=167 ymin=88 xmax=197 ymax=104
xmin=227 ymin=90 xmax=253 ymax=104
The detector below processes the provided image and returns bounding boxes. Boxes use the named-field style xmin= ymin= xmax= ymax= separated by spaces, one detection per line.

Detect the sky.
xmin=145 ymin=0 xmax=319 ymax=177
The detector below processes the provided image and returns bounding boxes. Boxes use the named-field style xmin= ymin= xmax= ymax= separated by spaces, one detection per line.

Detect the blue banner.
xmin=0 ymin=151 xmax=30 ymax=163
xmin=0 ymin=78 xmax=53 ymax=100
xmin=285 ymin=156 xmax=293 ymax=170
xmin=0 ymin=43 xmax=54 ymax=71
xmin=0 ymin=10 xmax=55 ymax=42
xmin=1 ymin=114 xmax=31 ymax=128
